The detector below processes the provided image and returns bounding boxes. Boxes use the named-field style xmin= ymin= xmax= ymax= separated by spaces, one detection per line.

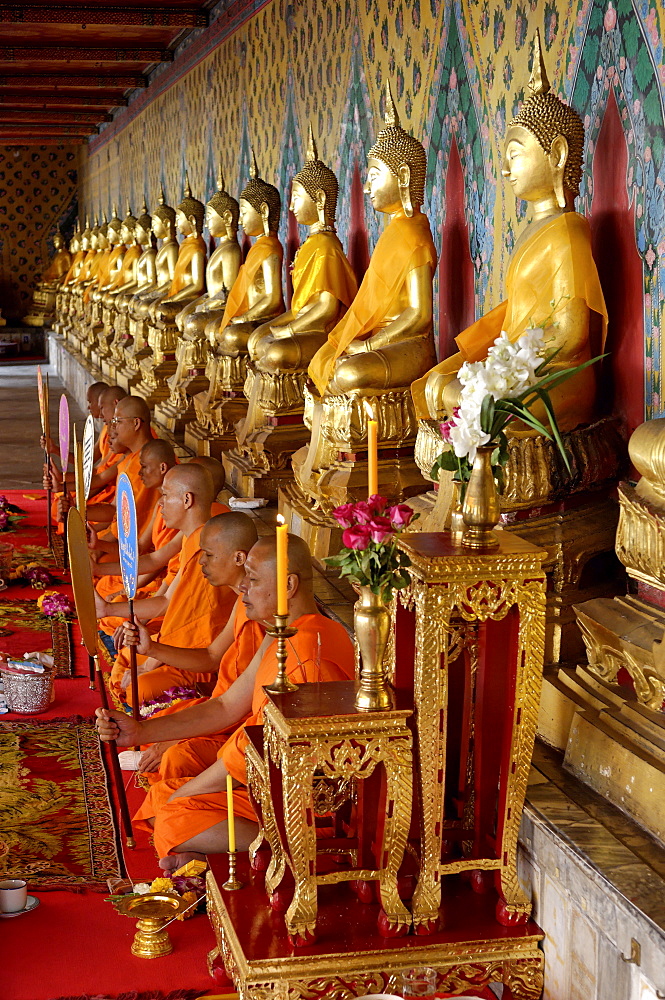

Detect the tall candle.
xmin=226 ymin=773 xmax=236 ymax=853
xmin=364 ymin=400 xmax=378 ymax=497
xmin=276 ymin=514 xmax=288 ymax=616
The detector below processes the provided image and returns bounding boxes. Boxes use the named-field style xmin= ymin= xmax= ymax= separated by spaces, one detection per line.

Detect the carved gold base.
xmin=279 ymin=481 xmax=344 ymax=567
xmin=224 ymin=419 xmax=311 ymax=500
xmin=22 ymin=311 xmax=53 ymax=328
xmin=206 ymin=858 xmax=545 ymax=1000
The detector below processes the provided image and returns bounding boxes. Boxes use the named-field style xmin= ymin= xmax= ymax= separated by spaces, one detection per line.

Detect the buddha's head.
xmin=365 ymin=81 xmax=426 ymax=218
xmin=135 ymin=200 xmax=152 ymax=246
xmin=120 ymin=203 xmax=137 ymax=246
xmin=206 ymin=166 xmax=240 ymax=239
xmin=152 ymin=185 xmax=177 ymax=240
xmin=107 ymin=204 xmax=123 ymax=246
xmin=53 ymin=232 xmax=65 ymax=251
xmin=504 ymin=30 xmax=584 ymax=210
xmin=69 ymin=229 xmax=81 ymax=254
xmin=176 ymin=174 xmax=205 ymax=237
xmin=81 ymin=216 xmax=92 ymax=251
xmin=239 ymin=150 xmax=281 ymax=237
xmin=290 ymin=126 xmax=338 ymax=228
xmin=97 ymin=212 xmax=109 ymax=250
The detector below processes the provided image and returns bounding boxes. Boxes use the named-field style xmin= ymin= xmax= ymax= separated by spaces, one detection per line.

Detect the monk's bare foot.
xmin=158 ymin=851 xmax=206 ymax=872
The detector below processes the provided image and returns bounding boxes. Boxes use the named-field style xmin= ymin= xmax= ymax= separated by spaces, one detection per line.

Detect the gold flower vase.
xmin=354 ymin=586 xmax=394 ymax=712
xmin=462 ymin=444 xmax=500 ymax=551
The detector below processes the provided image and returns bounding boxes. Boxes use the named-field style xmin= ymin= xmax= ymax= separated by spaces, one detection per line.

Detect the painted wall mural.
xmin=79 ymin=0 xmax=665 ymax=427
xmin=0 ymin=146 xmax=78 ymax=321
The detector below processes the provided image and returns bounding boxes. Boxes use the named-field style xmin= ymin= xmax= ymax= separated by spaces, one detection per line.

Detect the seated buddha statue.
xmin=54 ymin=227 xmax=84 ymax=340
xmin=224 ymin=128 xmax=357 ymax=497
xmin=84 ymin=209 xmax=125 ymax=359
xmin=106 ymin=201 xmax=155 ymax=371
xmin=118 ymin=189 xmax=179 ymax=391
xmin=157 ymin=169 xmax=241 ymax=432
xmin=22 ymin=230 xmax=72 ymax=327
xmin=97 ymin=206 xmax=145 ymax=376
xmin=412 ymin=31 xmax=607 ymax=440
xmin=61 ymin=220 xmax=90 ymax=347
xmin=135 ymin=177 xmax=206 ymax=404
xmin=186 ymin=153 xmax=283 ymax=453
xmin=72 ymin=217 xmax=105 ymax=352
xmin=286 ymin=83 xmax=437 ymax=524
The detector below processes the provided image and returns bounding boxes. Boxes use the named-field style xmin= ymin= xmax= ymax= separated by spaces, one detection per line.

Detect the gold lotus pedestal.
xmin=185 ymin=335 xmax=258 ymax=458
xmin=154 ymin=329 xmax=212 ymax=436
xmin=280 ymin=385 xmax=428 ymax=565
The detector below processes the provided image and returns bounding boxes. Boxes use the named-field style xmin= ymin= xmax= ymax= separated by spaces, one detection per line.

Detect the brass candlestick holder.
xmin=222 ymin=850 xmax=243 ymax=891
xmin=264 ymin=613 xmax=298 ymax=695
xmin=115 ymin=892 xmax=187 ymax=958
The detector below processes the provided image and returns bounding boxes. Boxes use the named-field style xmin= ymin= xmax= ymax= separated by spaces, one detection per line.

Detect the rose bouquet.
xmin=431 ymin=328 xmax=604 ymax=496
xmin=324 ymin=495 xmax=417 ymax=602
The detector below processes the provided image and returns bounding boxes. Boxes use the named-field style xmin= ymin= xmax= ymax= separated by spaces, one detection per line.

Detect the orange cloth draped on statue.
xmin=139 ymin=600 xmax=266 ymax=786
xmin=74 ymin=249 xmax=96 ymax=285
xmin=218 ymin=235 xmax=283 ymax=334
xmin=136 ymin=613 xmax=354 ymax=857
xmin=107 ymin=244 xmax=141 ymax=291
xmin=290 ymin=232 xmax=357 ymax=315
xmin=62 ymin=250 xmax=85 ymax=286
xmin=110 ymin=524 xmax=237 ymax=705
xmin=83 ymin=247 xmax=114 ymax=303
xmin=411 ymin=212 xmax=608 ymax=430
xmin=165 ymin=234 xmax=206 ymax=297
xmin=42 ymin=251 xmax=71 ymax=283
xmin=309 ymin=210 xmax=437 ymax=394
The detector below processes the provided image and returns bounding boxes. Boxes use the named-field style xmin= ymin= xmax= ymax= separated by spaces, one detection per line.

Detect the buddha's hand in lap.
xmin=343 ymin=338 xmax=367 ymax=356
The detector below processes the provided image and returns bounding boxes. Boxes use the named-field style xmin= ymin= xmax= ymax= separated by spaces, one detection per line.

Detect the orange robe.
xmin=165 ymin=234 xmax=207 ymax=297
xmin=218 ymin=235 xmax=283 ymax=333
xmin=139 ymin=600 xmax=265 ymax=785
xmin=137 ymin=612 xmax=354 ymax=857
xmin=88 ymin=426 xmax=124 ymax=505
xmin=110 ymin=524 xmax=237 ymax=705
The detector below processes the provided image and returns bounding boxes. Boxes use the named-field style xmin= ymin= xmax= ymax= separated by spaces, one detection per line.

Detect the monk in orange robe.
xmin=97 ymin=467 xmax=237 ymax=706
xmin=96 ymin=534 xmax=354 ymax=863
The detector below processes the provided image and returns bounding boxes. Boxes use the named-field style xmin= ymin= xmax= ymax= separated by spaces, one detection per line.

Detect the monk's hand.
xmin=95 ymin=707 xmax=142 ymax=746
xmin=122 ymin=620 xmax=152 ymax=656
xmin=56 ymin=493 xmax=71 ymax=522
xmin=87 ymin=524 xmax=98 ymax=550
xmin=138 ymin=740 xmax=178 ymax=774
xmin=112 ymin=623 xmax=127 ymax=653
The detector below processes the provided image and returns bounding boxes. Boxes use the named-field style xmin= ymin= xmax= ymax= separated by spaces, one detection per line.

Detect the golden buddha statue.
xmin=224 ymin=128 xmax=357 ymax=498
xmin=54 ymin=226 xmax=84 ymax=340
xmin=117 ymin=189 xmax=179 ymax=392
xmin=22 ymin=230 xmax=72 ymax=328
xmin=413 ymin=30 xmax=606 ymax=458
xmin=105 ymin=201 xmax=155 ymax=378
xmin=72 ymin=216 xmax=105 ymax=355
xmin=282 ymin=84 xmax=437 ymax=558
xmin=83 ymin=210 xmax=122 ymax=362
xmin=61 ymin=219 xmax=91 ymax=348
xmin=135 ymin=176 xmax=206 ymax=404
xmin=95 ymin=206 xmax=144 ymax=375
xmin=156 ymin=168 xmax=241 ymax=433
xmin=185 ymin=151 xmax=283 ymax=456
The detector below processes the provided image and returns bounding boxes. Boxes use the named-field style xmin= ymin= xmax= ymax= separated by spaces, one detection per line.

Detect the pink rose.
xmin=342 ymin=524 xmax=371 ymax=550
xmin=367 ymin=494 xmax=387 ymax=515
xmin=332 ymin=502 xmax=357 ymax=528
xmin=388 ymin=503 xmax=414 ymax=528
xmin=367 ymin=516 xmax=395 ymax=544
xmin=352 ymin=501 xmax=373 ymax=524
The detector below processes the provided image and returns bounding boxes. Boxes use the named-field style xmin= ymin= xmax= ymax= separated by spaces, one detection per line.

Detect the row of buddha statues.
xmin=44 ymin=34 xmax=623 ymax=611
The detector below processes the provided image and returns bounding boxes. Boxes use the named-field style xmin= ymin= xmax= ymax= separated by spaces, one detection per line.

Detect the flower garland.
xmin=0 ymin=495 xmax=26 ymax=533
xmin=140 ymin=685 xmax=199 ymax=719
xmin=325 ymin=495 xmax=417 ymax=602
xmin=38 ymin=591 xmax=75 ymax=623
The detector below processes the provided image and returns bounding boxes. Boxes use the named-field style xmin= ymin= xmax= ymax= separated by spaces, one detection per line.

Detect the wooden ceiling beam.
xmin=0 ymin=122 xmax=98 ymax=134
xmin=0 ymin=109 xmax=111 ymax=123
xmin=0 ymin=73 xmax=146 ymax=88
xmin=0 ymin=45 xmax=173 ymax=62
xmin=0 ymin=92 xmax=127 ymax=107
xmin=2 ymin=136 xmax=88 ymax=144
xmin=0 ymin=7 xmax=208 ymax=29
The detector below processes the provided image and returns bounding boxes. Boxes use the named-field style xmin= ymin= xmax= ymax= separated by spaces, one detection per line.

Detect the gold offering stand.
xmin=207 ymin=530 xmax=547 ymax=998
xmin=115 ymin=892 xmax=187 ymax=958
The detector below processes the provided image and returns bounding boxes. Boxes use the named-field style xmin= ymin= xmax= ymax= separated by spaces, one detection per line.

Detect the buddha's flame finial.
xmin=384 ymin=80 xmax=400 ymax=128
xmin=184 ymin=171 xmax=192 ymax=198
xmin=158 ymin=184 xmax=166 ymax=205
xmin=250 ymin=147 xmax=259 ymax=179
xmin=112 ymin=203 xmax=118 ymax=219
xmin=528 ymin=29 xmax=551 ymax=96
xmin=217 ymin=164 xmax=225 ymax=192
xmin=93 ymin=214 xmax=99 ymax=227
xmin=126 ymin=200 xmax=132 ymax=216
xmin=102 ymin=210 xmax=108 ymax=224
xmin=141 ymin=197 xmax=148 ymax=214
xmin=306 ymin=123 xmax=318 ymax=162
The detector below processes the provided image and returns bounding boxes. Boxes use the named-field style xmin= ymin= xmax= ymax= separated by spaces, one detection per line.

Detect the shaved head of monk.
xmin=86 ymin=381 xmax=107 ymax=419
xmin=112 ymin=395 xmax=153 ymax=451
xmin=159 ymin=463 xmax=214 ymax=530
xmin=99 ymin=385 xmax=127 ymax=425
xmin=189 ymin=455 xmax=225 ymax=497
xmin=199 ymin=512 xmax=259 ymax=588
xmin=139 ymin=438 xmax=177 ymax=490
xmin=240 ymin=534 xmax=314 ymax=622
